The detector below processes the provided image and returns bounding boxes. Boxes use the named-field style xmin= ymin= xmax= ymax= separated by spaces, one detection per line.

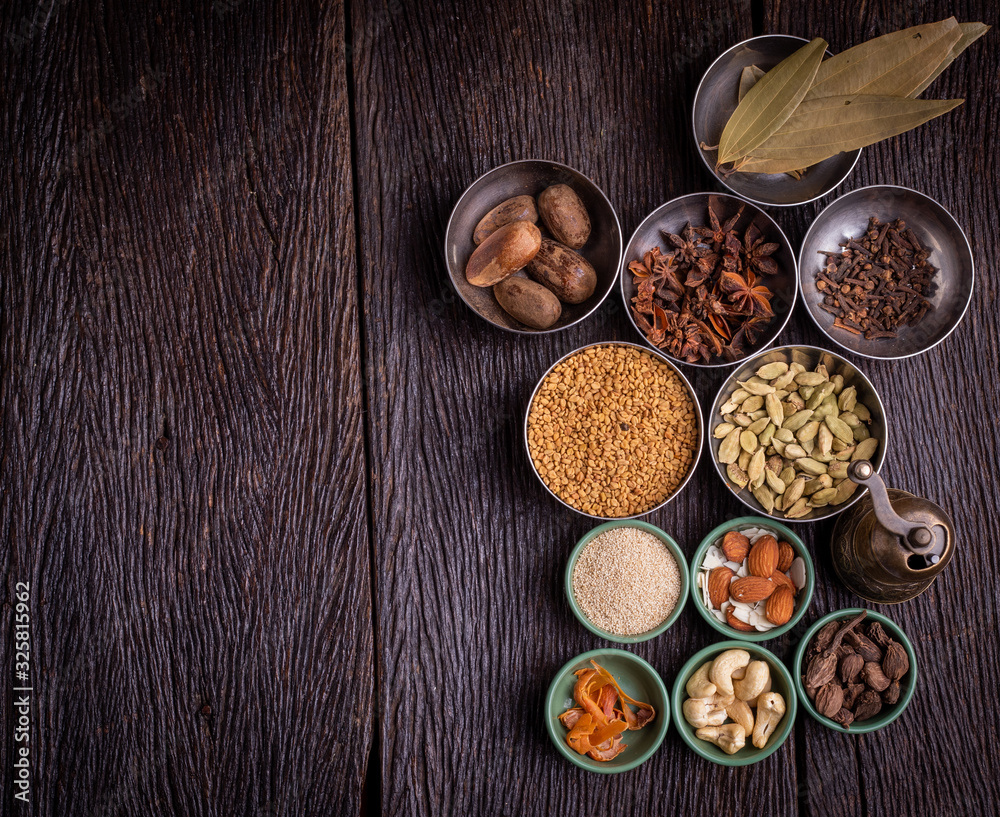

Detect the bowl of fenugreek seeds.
xmin=525 ymin=342 xmax=703 ymax=519
xmin=566 ymin=521 xmax=689 ymax=642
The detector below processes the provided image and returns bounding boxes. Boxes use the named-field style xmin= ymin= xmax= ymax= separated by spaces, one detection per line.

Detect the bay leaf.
xmin=738 ymin=65 xmax=766 ymax=102
xmin=804 ymin=19 xmax=961 ymax=101
xmin=735 ymin=95 xmax=963 ymax=174
xmin=718 ymin=37 xmax=827 ymax=164
xmin=911 ymin=22 xmax=991 ymax=96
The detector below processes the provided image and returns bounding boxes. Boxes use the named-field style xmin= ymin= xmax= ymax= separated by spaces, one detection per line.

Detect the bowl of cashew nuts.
xmin=671 ymin=641 xmax=797 ymax=766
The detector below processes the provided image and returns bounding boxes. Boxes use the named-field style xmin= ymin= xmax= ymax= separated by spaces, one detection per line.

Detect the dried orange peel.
xmin=558 ymin=660 xmax=655 ymax=761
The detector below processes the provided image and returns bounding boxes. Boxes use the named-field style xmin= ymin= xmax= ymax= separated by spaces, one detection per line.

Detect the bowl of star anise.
xmin=621 ymin=193 xmax=797 ymax=367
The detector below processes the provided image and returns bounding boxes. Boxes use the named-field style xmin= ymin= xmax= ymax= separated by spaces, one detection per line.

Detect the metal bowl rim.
xmin=443 ymin=158 xmax=623 ymax=335
xmin=706 ymin=343 xmax=889 ymax=523
xmin=523 ymin=340 xmax=704 ymax=520
xmin=796 ymin=183 xmax=976 ymax=360
xmin=691 ymin=35 xmax=863 ymax=208
xmin=619 ymin=191 xmax=799 ymax=368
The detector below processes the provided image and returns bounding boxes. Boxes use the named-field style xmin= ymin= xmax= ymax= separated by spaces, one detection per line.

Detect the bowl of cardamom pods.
xmin=706 ymin=345 xmax=887 ymax=522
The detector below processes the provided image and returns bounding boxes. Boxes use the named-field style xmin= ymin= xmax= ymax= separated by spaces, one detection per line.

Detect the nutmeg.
xmin=861 ymin=661 xmax=891 ymax=692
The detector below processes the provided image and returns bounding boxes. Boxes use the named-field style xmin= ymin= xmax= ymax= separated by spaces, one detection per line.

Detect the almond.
xmin=726 ymin=607 xmax=756 ymax=632
xmin=707 ymin=566 xmax=734 ymax=609
xmin=747 ymin=535 xmax=779 ymax=577
xmin=721 ymin=530 xmax=750 ymax=563
xmin=730 ymin=576 xmax=775 ymax=603
xmin=765 ymin=585 xmax=794 ymax=625
xmin=776 ymin=540 xmax=795 ymax=572
xmin=770 ymin=569 xmax=795 ymax=592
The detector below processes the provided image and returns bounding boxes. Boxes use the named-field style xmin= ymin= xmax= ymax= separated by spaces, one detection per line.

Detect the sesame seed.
xmin=572 ymin=527 xmax=681 ymax=636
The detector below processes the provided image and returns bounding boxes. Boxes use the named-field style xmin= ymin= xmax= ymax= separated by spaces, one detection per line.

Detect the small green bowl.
xmin=690 ymin=516 xmax=815 ymax=642
xmin=545 ymin=648 xmax=670 ymax=773
xmin=794 ymin=608 xmax=918 ymax=734
xmin=671 ymin=640 xmax=797 ymax=766
xmin=566 ymin=521 xmax=689 ymax=643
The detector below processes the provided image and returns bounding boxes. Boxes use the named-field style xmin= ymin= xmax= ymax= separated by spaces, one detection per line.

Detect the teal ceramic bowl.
xmin=545 ymin=648 xmax=670 ymax=773
xmin=671 ymin=640 xmax=797 ymax=766
xmin=794 ymin=608 xmax=918 ymax=733
xmin=690 ymin=517 xmax=814 ymax=642
xmin=566 ymin=521 xmax=689 ymax=643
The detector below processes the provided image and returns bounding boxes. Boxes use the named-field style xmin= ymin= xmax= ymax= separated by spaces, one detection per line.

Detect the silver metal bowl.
xmin=706 ymin=345 xmax=888 ymax=523
xmin=524 ymin=341 xmax=703 ymax=520
xmin=692 ymin=35 xmax=861 ymax=208
xmin=444 ymin=160 xmax=622 ymax=333
xmin=620 ymin=192 xmax=797 ymax=368
xmin=798 ymin=185 xmax=975 ymax=359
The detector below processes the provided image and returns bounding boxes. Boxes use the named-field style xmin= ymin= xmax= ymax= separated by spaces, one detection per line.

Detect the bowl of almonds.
xmin=794 ymin=609 xmax=917 ymax=733
xmin=691 ymin=517 xmax=814 ymax=641
xmin=707 ymin=345 xmax=887 ymax=521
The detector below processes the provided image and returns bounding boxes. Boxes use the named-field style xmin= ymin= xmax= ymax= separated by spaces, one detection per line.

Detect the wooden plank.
xmin=762 ymin=2 xmax=1000 ymax=816
xmin=0 ymin=1 xmax=372 ymax=814
xmin=349 ymin=1 xmax=832 ymax=813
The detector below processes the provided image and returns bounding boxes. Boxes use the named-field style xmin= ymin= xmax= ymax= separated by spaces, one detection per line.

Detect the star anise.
xmin=744 ymin=222 xmax=780 ymax=277
xmin=719 ymin=271 xmax=774 ymax=318
xmin=662 ymin=224 xmax=709 ymax=266
xmin=695 ymin=198 xmax=745 ymax=249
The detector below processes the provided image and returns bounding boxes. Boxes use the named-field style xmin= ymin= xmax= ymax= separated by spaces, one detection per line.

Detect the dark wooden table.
xmin=3 ymin=1 xmax=999 ymax=815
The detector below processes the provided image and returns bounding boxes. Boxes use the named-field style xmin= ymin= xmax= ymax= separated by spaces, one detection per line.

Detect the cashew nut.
xmin=696 ymin=723 xmax=746 ymax=755
xmin=752 ymin=691 xmax=786 ymax=749
xmin=709 ymin=649 xmax=750 ymax=698
xmin=725 ymin=698 xmax=755 ymax=734
xmin=733 ymin=660 xmax=770 ymax=702
xmin=745 ymin=673 xmax=772 ymax=708
xmin=682 ymin=696 xmax=727 ymax=728
xmin=685 ymin=661 xmax=717 ymax=699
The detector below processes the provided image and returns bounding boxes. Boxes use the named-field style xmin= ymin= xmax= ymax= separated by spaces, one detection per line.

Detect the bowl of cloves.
xmin=794 ymin=608 xmax=917 ymax=733
xmin=620 ymin=192 xmax=797 ymax=367
xmin=798 ymin=185 xmax=975 ymax=360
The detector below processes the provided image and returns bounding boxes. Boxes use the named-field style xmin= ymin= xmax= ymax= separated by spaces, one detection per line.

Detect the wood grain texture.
xmin=763 ymin=3 xmax=1000 ymax=815
xmin=0 ymin=1 xmax=372 ymax=814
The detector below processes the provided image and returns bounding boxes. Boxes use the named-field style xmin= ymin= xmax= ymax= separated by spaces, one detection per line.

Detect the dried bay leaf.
xmin=718 ymin=37 xmax=827 ymax=164
xmin=735 ymin=95 xmax=963 ymax=174
xmin=911 ymin=22 xmax=991 ymax=96
xmin=738 ymin=65 xmax=766 ymax=102
xmin=805 ymin=19 xmax=961 ymax=101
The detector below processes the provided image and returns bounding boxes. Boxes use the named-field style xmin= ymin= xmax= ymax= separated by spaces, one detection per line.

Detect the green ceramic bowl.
xmin=690 ymin=516 xmax=815 ymax=642
xmin=566 ymin=521 xmax=689 ymax=643
xmin=545 ymin=648 xmax=670 ymax=773
xmin=794 ymin=608 xmax=918 ymax=734
xmin=671 ymin=640 xmax=797 ymax=766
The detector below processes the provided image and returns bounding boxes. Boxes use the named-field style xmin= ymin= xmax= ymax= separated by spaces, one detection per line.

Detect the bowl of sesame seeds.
xmin=524 ymin=342 xmax=703 ymax=519
xmin=566 ymin=521 xmax=689 ymax=643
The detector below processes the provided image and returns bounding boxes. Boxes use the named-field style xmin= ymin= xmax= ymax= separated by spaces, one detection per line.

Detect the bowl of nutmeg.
xmin=444 ymin=159 xmax=622 ymax=333
xmin=794 ymin=609 xmax=917 ymax=733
